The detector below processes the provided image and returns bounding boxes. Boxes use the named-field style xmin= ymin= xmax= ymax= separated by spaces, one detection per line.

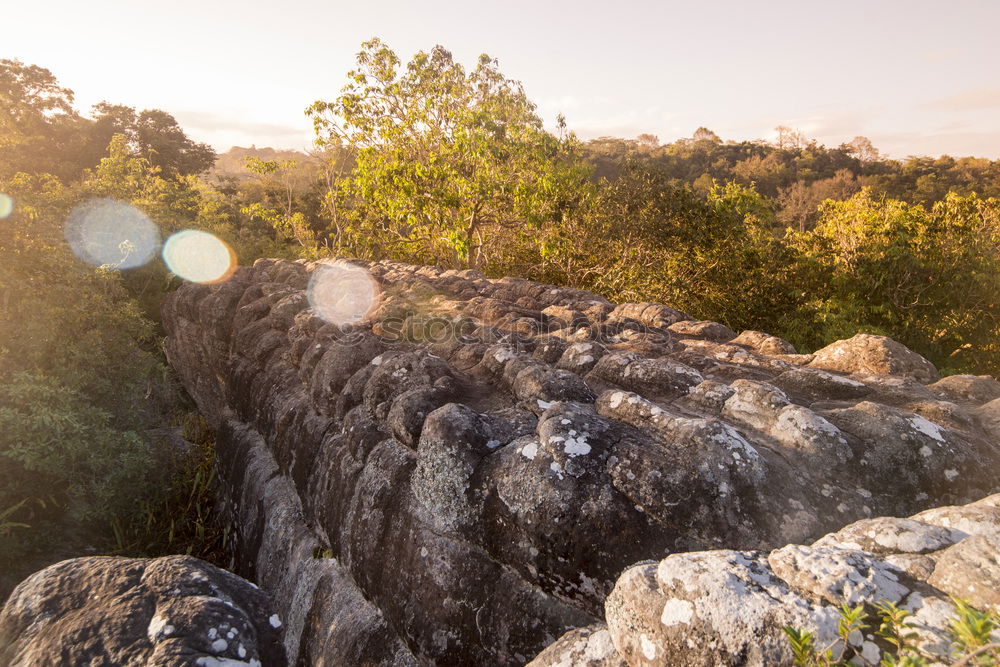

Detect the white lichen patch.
xmin=909 ymin=415 xmax=946 ymax=442
xmin=520 ymin=442 xmax=539 ymax=460
xmin=772 ymin=405 xmax=850 ymax=461
xmin=660 ymin=598 xmax=694 ymax=627
xmin=493 ymin=348 xmax=516 ymax=364
xmin=582 ymin=629 xmax=617 ymax=661
xmin=639 ymin=634 xmax=658 ymax=660
xmin=561 ymin=433 xmax=591 ymax=457
xmin=195 ymin=658 xmax=262 ymax=667
xmin=268 ymin=614 xmax=282 ymax=629
xmin=147 ymin=614 xmax=174 ymax=641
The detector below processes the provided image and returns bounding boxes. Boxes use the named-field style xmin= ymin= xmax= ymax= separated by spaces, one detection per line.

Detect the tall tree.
xmin=307 ymin=38 xmax=589 ymax=268
xmin=0 ymin=59 xmax=87 ymax=180
xmin=87 ymin=103 xmax=216 ymax=177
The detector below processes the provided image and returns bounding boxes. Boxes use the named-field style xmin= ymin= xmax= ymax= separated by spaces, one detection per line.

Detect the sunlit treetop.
xmin=306 ymin=38 xmax=591 ymax=269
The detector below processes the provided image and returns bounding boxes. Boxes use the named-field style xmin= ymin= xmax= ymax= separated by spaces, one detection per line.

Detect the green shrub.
xmin=784 ymin=597 xmax=999 ymax=666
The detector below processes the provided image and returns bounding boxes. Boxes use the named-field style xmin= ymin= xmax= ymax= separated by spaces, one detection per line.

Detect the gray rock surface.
xmin=0 ymin=555 xmax=285 ymax=667
xmin=161 ymin=258 xmax=1000 ymax=665
xmin=808 ymin=333 xmax=940 ymax=383
xmin=532 ymin=493 xmax=1000 ymax=666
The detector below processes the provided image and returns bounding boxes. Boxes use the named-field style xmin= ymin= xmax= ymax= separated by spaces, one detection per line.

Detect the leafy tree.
xmin=845 ymin=135 xmax=880 ymax=164
xmin=0 ymin=126 xmax=242 ymax=594
xmin=240 ymin=157 xmax=319 ymax=254
xmin=86 ymin=103 xmax=216 ymax=177
xmin=787 ymin=189 xmax=1000 ymax=371
xmin=636 ymin=133 xmax=660 ymax=148
xmin=777 ymin=169 xmax=860 ymax=232
xmin=0 ymin=59 xmax=88 ymax=180
xmin=529 ymin=165 xmax=801 ymax=334
xmin=775 ymin=125 xmax=810 ymax=150
xmin=692 ymin=127 xmax=721 ymax=143
xmin=307 ymin=38 xmax=589 ymax=268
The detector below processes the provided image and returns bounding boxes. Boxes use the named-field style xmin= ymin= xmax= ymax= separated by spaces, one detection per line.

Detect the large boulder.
xmin=808 ymin=333 xmax=939 ymax=383
xmin=532 ymin=493 xmax=1000 ymax=666
xmin=0 ymin=555 xmax=285 ymax=667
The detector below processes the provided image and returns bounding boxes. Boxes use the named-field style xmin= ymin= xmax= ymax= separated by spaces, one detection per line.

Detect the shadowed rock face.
xmin=161 ymin=257 xmax=1000 ymax=665
xmin=531 ymin=493 xmax=1000 ymax=667
xmin=0 ymin=555 xmax=285 ymax=667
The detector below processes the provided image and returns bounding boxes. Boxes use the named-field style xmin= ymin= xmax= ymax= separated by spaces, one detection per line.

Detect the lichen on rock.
xmin=155 ymin=257 xmax=1000 ymax=665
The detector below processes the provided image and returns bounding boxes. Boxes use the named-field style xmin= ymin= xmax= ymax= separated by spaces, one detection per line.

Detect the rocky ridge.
xmin=160 ymin=257 xmax=1000 ymax=665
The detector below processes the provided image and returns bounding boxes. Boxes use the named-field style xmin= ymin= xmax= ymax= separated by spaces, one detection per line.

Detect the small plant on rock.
xmin=785 ymin=598 xmax=999 ymax=666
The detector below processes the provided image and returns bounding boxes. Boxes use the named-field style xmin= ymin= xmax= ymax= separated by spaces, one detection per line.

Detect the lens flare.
xmin=162 ymin=230 xmax=236 ymax=284
xmin=308 ymin=262 xmax=380 ymax=325
xmin=0 ymin=194 xmax=13 ymax=219
xmin=64 ymin=198 xmax=160 ymax=269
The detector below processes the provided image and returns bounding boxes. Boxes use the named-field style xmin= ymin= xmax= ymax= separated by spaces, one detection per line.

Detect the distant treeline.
xmin=582 ymin=128 xmax=1000 ymax=231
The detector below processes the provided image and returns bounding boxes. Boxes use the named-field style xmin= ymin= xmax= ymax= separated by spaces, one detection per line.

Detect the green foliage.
xmin=786 ymin=189 xmax=1000 ymax=372
xmin=785 ymin=598 xmax=999 ymax=667
xmin=0 ymin=500 xmax=30 ymax=537
xmin=4 ymin=46 xmax=1000 ymax=601
xmin=784 ymin=626 xmax=824 ymax=666
xmin=1 ymin=60 xmax=215 ymax=183
xmin=948 ymin=598 xmax=998 ymax=664
xmin=0 ymin=172 xmax=158 ymax=415
xmin=782 ymin=603 xmax=868 ymax=666
xmin=240 ymin=157 xmax=319 ymax=254
xmin=85 ymin=103 xmax=216 ymax=177
xmin=581 ymin=130 xmax=1000 ymax=208
xmin=308 ymin=39 xmax=590 ymax=268
xmin=110 ymin=414 xmax=229 ymax=564
xmin=0 ymin=67 xmax=235 ymax=594
xmin=0 ymin=58 xmax=88 ymax=182
xmin=874 ymin=600 xmax=923 ymax=663
xmin=0 ymin=372 xmax=154 ymax=528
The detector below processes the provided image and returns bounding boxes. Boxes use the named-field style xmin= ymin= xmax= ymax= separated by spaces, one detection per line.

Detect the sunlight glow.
xmin=0 ymin=194 xmax=13 ymax=219
xmin=162 ymin=230 xmax=236 ymax=283
xmin=307 ymin=262 xmax=380 ymax=325
xmin=64 ymin=198 xmax=160 ymax=269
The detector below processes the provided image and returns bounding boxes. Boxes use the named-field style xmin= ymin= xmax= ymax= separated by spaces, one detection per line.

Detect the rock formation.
xmin=0 ymin=555 xmax=285 ymax=666
xmin=160 ymin=257 xmax=1000 ymax=665
xmin=530 ymin=493 xmax=1000 ymax=666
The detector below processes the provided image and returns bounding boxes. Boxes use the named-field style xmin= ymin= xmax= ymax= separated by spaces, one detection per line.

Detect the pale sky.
xmin=6 ymin=0 xmax=1000 ymax=158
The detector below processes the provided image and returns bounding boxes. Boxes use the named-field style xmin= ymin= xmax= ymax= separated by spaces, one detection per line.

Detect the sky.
xmin=6 ymin=0 xmax=1000 ymax=158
